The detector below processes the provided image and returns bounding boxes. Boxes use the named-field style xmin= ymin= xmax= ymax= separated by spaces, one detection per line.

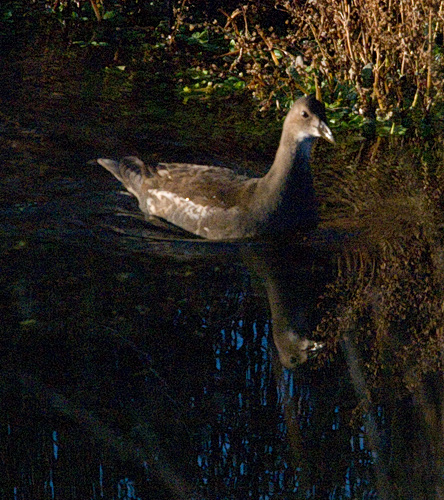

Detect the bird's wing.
xmin=150 ymin=163 xmax=254 ymax=208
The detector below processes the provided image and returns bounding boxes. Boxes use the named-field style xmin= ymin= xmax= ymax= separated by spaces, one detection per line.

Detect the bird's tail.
xmin=98 ymin=156 xmax=147 ymax=196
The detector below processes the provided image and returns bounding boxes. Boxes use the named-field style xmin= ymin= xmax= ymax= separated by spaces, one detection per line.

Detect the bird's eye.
xmin=301 ymin=110 xmax=309 ymax=118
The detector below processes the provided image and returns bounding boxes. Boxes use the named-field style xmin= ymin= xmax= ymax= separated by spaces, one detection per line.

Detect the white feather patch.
xmin=145 ymin=189 xmax=241 ymax=237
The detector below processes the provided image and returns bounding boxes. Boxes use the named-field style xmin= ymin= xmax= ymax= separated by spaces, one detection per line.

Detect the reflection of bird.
xmin=276 ymin=334 xmax=324 ymax=369
xmin=246 ymin=246 xmax=327 ymax=368
xmin=98 ymin=95 xmax=334 ymax=240
xmin=261 ymin=256 xmax=325 ymax=368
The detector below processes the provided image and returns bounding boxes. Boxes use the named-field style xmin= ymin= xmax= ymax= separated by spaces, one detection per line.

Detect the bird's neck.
xmin=254 ymin=131 xmax=317 ymax=214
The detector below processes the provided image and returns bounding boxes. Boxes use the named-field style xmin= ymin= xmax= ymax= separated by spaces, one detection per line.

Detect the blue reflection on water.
xmin=44 ymin=469 xmax=55 ymax=499
xmin=117 ymin=477 xmax=140 ymax=499
xmin=52 ymin=430 xmax=58 ymax=459
xmin=99 ymin=464 xmax=104 ymax=496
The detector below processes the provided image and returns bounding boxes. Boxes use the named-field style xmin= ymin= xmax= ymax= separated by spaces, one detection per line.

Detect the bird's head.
xmin=284 ymin=94 xmax=335 ymax=145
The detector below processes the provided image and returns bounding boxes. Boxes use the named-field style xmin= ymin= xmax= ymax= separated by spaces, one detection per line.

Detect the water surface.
xmin=1 ymin=42 xmax=443 ymax=500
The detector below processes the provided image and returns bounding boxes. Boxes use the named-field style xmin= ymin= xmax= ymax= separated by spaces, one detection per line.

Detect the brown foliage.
xmin=179 ymin=0 xmax=444 ymax=114
xmin=280 ymin=0 xmax=444 ymax=112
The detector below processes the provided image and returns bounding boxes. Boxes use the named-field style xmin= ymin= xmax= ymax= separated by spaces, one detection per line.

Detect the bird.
xmin=98 ymin=95 xmax=334 ymax=240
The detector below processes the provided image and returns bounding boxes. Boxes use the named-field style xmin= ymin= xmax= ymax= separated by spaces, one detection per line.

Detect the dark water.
xmin=1 ymin=43 xmax=443 ymax=500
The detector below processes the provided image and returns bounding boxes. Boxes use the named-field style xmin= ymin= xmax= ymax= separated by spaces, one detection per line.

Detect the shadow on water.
xmin=1 ymin=39 xmax=444 ymax=500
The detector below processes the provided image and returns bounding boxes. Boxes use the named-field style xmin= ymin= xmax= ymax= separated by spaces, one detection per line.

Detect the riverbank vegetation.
xmin=2 ymin=0 xmax=444 ymax=137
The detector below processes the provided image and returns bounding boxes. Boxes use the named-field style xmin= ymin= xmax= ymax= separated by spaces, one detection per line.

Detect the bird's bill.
xmin=319 ymin=120 xmax=335 ymax=144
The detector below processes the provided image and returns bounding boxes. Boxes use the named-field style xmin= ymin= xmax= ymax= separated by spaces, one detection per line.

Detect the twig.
xmin=89 ymin=0 xmax=102 ymax=21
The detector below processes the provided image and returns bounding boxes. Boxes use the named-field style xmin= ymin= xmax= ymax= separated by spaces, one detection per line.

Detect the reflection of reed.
xmin=312 ymin=190 xmax=444 ymax=498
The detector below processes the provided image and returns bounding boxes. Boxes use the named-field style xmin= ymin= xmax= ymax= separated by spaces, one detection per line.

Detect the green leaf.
xmin=102 ymin=10 xmax=115 ymax=20
xmin=20 ymin=319 xmax=37 ymax=327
